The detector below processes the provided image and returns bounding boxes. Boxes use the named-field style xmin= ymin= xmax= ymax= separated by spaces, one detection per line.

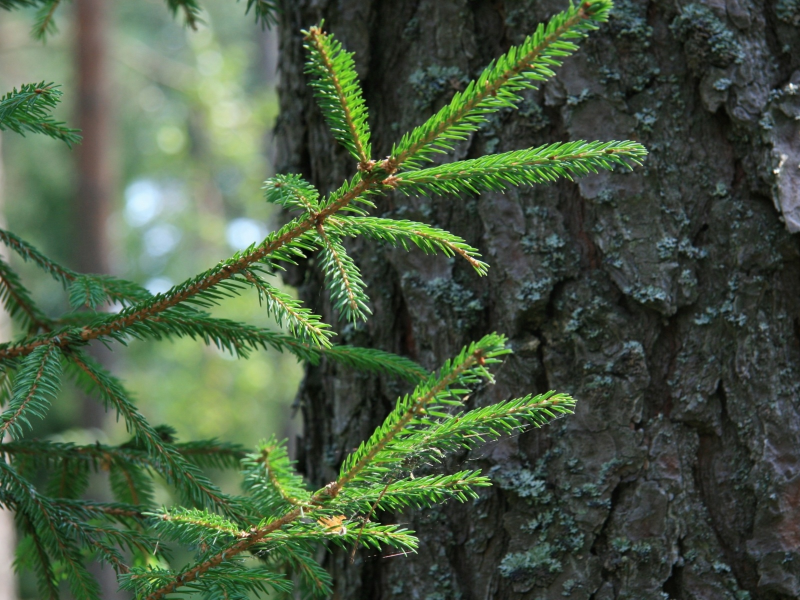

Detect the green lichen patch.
xmin=670 ymin=4 xmax=742 ymax=73
xmin=409 ymin=65 xmax=468 ymax=110
xmin=490 ymin=465 xmax=552 ymax=504
xmin=776 ymin=0 xmax=800 ymax=26
xmin=607 ymin=0 xmax=653 ymax=50
xmin=499 ymin=544 xmax=563 ymax=591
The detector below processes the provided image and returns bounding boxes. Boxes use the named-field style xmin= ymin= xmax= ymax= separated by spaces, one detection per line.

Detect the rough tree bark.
xmin=275 ymin=1 xmax=800 ymax=598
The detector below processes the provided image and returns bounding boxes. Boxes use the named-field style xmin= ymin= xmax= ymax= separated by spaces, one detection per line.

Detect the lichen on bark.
xmin=276 ymin=1 xmax=800 ymax=598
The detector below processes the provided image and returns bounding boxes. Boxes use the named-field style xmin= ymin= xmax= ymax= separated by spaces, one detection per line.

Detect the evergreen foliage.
xmin=0 ymin=83 xmax=80 ymax=146
xmin=0 ymin=0 xmax=646 ymax=597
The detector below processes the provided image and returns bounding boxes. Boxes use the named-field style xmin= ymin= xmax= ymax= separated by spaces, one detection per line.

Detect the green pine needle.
xmin=242 ymin=0 xmax=279 ymax=28
xmin=329 ymin=215 xmax=489 ymax=275
xmin=316 ymin=228 xmax=371 ymax=323
xmin=0 ymin=344 xmax=62 ymax=440
xmin=242 ymin=437 xmax=313 ymax=516
xmin=164 ymin=0 xmax=203 ymax=29
xmin=263 ymin=174 xmax=321 ymax=214
xmin=303 ymin=25 xmax=373 ymax=165
xmin=0 ymin=83 xmax=81 ymax=146
xmin=390 ymin=0 xmax=613 ymax=169
xmin=392 ymin=140 xmax=648 ymax=195
xmin=31 ymin=0 xmax=61 ymax=41
xmin=0 ymin=256 xmax=53 ymax=333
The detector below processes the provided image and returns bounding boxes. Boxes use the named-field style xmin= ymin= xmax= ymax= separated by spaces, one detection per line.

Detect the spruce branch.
xmin=31 ymin=0 xmax=61 ymax=41
xmin=257 ymin=519 xmax=418 ymax=553
xmin=316 ymin=225 xmax=371 ymax=322
xmin=123 ymin=564 xmax=293 ymax=599
xmin=55 ymin=499 xmax=147 ymax=524
xmin=390 ymin=140 xmax=648 ymax=196
xmin=66 ymin=351 xmax=239 ymax=517
xmin=307 ymin=343 xmax=429 ymax=382
xmin=329 ymin=215 xmax=489 ymax=275
xmin=164 ymin=0 xmax=202 ymax=29
xmin=136 ymin=336 xmax=571 ymax=599
xmin=263 ymin=174 xmax=321 ymax=214
xmin=1 ymin=462 xmax=101 ymax=600
xmin=0 ymin=343 xmax=62 ymax=439
xmin=407 ymin=391 xmax=576 ymax=455
xmin=0 ymin=175 xmax=378 ymax=361
xmin=0 ymin=2 xmax=634 ymax=363
xmin=15 ymin=508 xmax=60 ymax=600
xmin=149 ymin=508 xmax=247 ymax=546
xmin=243 ymin=270 xmax=334 ymax=346
xmin=242 ymin=0 xmax=279 ymax=29
xmin=0 ymin=256 xmax=53 ymax=333
xmin=303 ymin=25 xmax=373 ymax=166
xmin=0 ymin=228 xmax=74 ymax=286
xmin=242 ymin=437 xmax=313 ymax=516
xmin=346 ymin=471 xmax=491 ymax=511
xmin=1 ymin=438 xmax=245 ymax=475
xmin=0 ymin=83 xmax=81 ymax=146
xmin=173 ymin=439 xmax=247 ymax=470
xmin=0 ymin=228 xmax=150 ymax=307
xmin=389 ymin=0 xmax=613 ymax=169
xmin=334 ymin=334 xmax=509 ymax=491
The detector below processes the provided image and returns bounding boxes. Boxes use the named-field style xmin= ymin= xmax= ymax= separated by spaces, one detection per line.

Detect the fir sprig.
xmin=316 ymin=227 xmax=372 ymax=322
xmin=389 ymin=0 xmax=614 ymax=169
xmin=164 ymin=0 xmax=203 ymax=29
xmin=391 ymin=140 xmax=648 ymax=196
xmin=31 ymin=0 xmax=61 ymax=40
xmin=329 ymin=215 xmax=489 ymax=275
xmin=242 ymin=437 xmax=313 ymax=516
xmin=242 ymin=0 xmax=279 ymax=29
xmin=263 ymin=174 xmax=321 ymax=214
xmin=0 ymin=257 xmax=53 ymax=333
xmin=0 ymin=83 xmax=81 ymax=146
xmin=0 ymin=344 xmax=63 ymax=440
xmin=135 ymin=335 xmax=572 ymax=600
xmin=303 ymin=26 xmax=373 ymax=166
xmin=335 ymin=334 xmax=510 ymax=488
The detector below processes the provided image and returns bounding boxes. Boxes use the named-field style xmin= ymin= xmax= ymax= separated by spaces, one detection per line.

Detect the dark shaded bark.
xmin=275 ymin=1 xmax=800 ymax=598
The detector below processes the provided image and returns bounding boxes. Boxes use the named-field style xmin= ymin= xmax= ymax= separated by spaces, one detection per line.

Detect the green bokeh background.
xmin=0 ymin=0 xmax=302 ymax=542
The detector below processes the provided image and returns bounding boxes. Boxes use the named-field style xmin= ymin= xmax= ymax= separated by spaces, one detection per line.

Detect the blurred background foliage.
xmin=0 ymin=0 xmax=300 ymax=495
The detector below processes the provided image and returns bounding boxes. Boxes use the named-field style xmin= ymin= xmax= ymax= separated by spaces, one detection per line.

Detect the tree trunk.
xmin=74 ymin=0 xmax=115 ymax=433
xmin=73 ymin=3 xmax=124 ymax=597
xmin=275 ymin=1 xmax=800 ymax=598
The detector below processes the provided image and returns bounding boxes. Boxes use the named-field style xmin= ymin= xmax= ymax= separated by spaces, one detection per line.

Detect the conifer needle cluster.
xmin=0 ymin=1 xmax=645 ymax=598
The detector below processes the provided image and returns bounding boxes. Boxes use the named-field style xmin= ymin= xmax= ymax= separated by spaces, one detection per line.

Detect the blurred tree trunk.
xmin=276 ymin=1 xmax=800 ymax=599
xmin=73 ymin=2 xmax=122 ymax=597
xmin=74 ymin=0 xmax=114 ymax=430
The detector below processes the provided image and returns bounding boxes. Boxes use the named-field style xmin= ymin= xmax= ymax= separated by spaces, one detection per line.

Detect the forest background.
xmin=0 ymin=2 xmax=298 ymax=597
